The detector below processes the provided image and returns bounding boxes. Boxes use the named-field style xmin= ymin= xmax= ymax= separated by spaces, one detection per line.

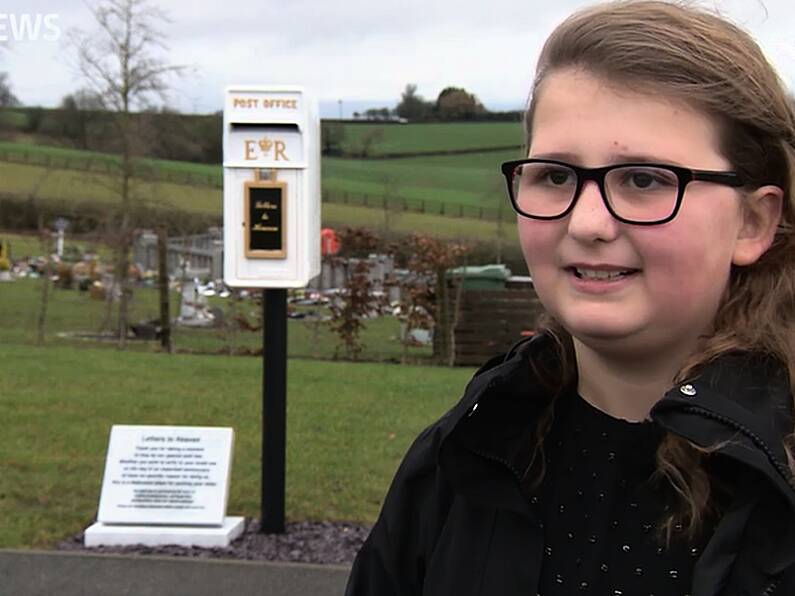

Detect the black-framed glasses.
xmin=501 ymin=158 xmax=745 ymax=225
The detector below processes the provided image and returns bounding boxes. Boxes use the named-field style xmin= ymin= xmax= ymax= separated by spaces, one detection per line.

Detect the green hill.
xmin=0 ymin=118 xmax=527 ymax=243
xmin=0 ymin=138 xmax=524 ymax=217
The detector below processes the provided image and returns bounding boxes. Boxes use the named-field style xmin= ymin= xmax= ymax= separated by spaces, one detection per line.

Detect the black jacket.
xmin=345 ymin=334 xmax=795 ymax=596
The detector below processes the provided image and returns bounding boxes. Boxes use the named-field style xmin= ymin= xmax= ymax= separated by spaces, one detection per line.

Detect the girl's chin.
xmin=559 ymin=316 xmax=643 ymax=343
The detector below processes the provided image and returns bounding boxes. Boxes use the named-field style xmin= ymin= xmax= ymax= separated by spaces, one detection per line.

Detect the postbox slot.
xmin=230 ymin=123 xmax=300 ymax=132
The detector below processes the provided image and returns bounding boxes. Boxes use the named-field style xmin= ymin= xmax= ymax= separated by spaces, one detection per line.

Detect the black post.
xmin=261 ymin=288 xmax=287 ymax=533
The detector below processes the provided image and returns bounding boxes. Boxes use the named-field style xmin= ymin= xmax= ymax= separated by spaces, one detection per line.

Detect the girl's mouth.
xmin=569 ymin=267 xmax=640 ymax=280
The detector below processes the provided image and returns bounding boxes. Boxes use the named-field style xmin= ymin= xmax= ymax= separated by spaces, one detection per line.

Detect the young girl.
xmin=346 ymin=2 xmax=795 ymax=594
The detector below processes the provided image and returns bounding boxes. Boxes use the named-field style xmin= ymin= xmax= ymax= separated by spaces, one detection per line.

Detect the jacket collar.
xmin=649 ymin=351 xmax=794 ymax=506
xmin=650 ymin=351 xmax=795 ymax=580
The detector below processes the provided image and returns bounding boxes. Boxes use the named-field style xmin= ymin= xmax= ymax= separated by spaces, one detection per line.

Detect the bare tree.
xmin=32 ymin=172 xmax=56 ymax=346
xmin=0 ymin=43 xmax=19 ymax=109
xmin=36 ymin=218 xmax=53 ymax=347
xmin=0 ymin=72 xmax=20 ymax=107
xmin=68 ymin=0 xmax=182 ymax=348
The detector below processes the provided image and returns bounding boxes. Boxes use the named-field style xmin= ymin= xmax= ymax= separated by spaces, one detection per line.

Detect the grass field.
xmin=0 ymin=231 xmax=112 ymax=261
xmin=0 ymin=157 xmax=517 ymax=242
xmin=0 ymin=160 xmax=222 ymax=214
xmin=0 ymin=342 xmax=474 ymax=548
xmin=323 ymin=149 xmax=519 ymax=210
xmin=0 ymin=123 xmax=525 ymax=216
xmin=0 ymin=140 xmax=221 ymax=182
xmin=1 ymin=139 xmax=522 ymax=211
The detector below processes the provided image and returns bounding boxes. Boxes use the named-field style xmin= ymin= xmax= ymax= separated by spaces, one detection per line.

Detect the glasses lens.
xmin=604 ymin=166 xmax=679 ymax=222
xmin=512 ymin=162 xmax=577 ymax=217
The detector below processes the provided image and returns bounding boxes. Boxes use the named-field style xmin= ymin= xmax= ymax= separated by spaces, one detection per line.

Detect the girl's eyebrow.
xmin=530 ymin=151 xmax=686 ymax=166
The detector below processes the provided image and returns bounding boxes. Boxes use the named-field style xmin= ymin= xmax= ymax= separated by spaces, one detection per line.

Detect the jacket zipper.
xmin=466 ymin=446 xmax=524 ymax=484
xmin=761 ymin=577 xmax=779 ymax=595
xmin=677 ymin=405 xmax=793 ymax=596
xmin=762 ymin=580 xmax=778 ymax=596
xmin=461 ymin=384 xmax=527 ymax=489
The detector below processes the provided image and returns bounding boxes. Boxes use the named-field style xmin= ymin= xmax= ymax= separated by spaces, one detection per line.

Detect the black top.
xmin=346 ymin=337 xmax=795 ymax=596
xmin=534 ymin=391 xmax=708 ymax=595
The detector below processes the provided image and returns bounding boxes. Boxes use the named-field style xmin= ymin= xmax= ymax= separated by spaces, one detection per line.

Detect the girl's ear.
xmin=732 ymin=185 xmax=784 ymax=266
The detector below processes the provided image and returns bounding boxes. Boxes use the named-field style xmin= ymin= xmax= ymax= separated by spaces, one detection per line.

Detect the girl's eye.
xmin=615 ymin=167 xmax=677 ymax=191
xmin=630 ymin=172 xmax=655 ymax=188
xmin=547 ymin=169 xmax=573 ymax=185
xmin=516 ymin=163 xmax=577 ymax=189
xmin=526 ymin=166 xmax=574 ymax=186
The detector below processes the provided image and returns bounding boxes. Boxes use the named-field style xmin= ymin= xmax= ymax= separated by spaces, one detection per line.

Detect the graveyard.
xmin=0 ymin=219 xmax=540 ymax=549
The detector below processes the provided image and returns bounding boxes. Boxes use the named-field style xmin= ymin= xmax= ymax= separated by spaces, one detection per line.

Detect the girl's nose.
xmin=566 ymin=180 xmax=620 ymax=243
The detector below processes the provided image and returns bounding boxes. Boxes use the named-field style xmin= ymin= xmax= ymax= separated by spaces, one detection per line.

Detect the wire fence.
xmin=0 ymin=149 xmax=505 ymax=222
xmin=321 ymin=189 xmax=505 ymax=221
xmin=0 ymin=148 xmax=223 ymax=188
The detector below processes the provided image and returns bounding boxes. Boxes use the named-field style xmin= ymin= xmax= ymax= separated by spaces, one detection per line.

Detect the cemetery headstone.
xmin=177 ymin=280 xmax=214 ymax=327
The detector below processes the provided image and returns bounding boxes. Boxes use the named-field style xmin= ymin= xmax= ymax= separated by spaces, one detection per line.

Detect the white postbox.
xmin=222 ymin=85 xmax=320 ymax=288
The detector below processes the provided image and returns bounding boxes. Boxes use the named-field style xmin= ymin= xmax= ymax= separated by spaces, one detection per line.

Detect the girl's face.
xmin=520 ymin=69 xmax=748 ymax=357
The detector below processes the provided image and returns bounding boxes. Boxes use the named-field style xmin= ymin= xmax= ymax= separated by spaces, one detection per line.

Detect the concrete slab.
xmin=0 ymin=549 xmax=351 ymax=596
xmin=84 ymin=516 xmax=246 ymax=548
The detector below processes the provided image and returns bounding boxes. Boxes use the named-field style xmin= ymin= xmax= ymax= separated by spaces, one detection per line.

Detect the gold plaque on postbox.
xmin=244 ymin=179 xmax=287 ymax=259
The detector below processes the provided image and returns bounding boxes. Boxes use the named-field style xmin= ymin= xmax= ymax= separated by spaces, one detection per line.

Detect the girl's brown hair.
xmin=522 ymin=0 xmax=795 ymax=540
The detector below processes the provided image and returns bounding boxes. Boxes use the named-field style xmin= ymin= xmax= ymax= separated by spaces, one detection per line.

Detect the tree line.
xmin=3 ymin=102 xmax=223 ymax=165
xmin=353 ymin=84 xmax=522 ymax=123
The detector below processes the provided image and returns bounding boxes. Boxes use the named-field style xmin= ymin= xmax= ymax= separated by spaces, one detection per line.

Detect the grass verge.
xmin=0 ymin=343 xmax=474 ymax=548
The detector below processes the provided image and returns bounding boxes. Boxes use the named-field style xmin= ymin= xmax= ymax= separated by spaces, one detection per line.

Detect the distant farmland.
xmin=0 ymin=120 xmax=526 ymax=241
xmin=323 ymin=149 xmax=520 ymax=211
xmin=338 ymin=121 xmax=523 ymax=156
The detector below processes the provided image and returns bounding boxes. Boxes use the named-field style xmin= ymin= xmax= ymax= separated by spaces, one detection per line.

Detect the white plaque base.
xmin=84 ymin=516 xmax=245 ymax=548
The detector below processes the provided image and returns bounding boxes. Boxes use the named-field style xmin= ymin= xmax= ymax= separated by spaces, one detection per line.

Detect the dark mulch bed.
xmin=57 ymin=519 xmax=371 ymax=566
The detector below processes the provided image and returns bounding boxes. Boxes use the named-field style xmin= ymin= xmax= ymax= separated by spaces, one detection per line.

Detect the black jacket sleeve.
xmin=345 ymin=419 xmax=455 ymax=596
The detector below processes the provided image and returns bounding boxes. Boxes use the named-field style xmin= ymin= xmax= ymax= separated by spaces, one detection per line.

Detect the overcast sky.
xmin=3 ymin=0 xmax=794 ymax=117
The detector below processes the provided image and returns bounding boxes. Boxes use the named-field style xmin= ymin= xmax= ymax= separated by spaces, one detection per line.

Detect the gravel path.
xmin=57 ymin=519 xmax=371 ymax=566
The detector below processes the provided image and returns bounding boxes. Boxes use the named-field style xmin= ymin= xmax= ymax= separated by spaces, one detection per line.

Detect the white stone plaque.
xmin=97 ymin=425 xmax=234 ymax=526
